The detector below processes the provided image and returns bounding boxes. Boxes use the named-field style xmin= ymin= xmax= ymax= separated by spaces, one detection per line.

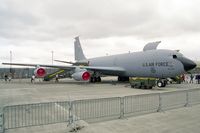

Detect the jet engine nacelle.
xmin=71 ymin=71 xmax=90 ymax=81
xmin=34 ymin=67 xmax=46 ymax=78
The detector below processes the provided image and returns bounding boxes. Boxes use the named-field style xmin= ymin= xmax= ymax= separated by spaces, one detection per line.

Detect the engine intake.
xmin=34 ymin=67 xmax=46 ymax=78
xmin=71 ymin=71 xmax=90 ymax=81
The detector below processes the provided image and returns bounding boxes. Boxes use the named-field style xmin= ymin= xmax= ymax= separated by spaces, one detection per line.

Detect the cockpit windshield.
xmin=172 ymin=51 xmax=183 ymax=59
xmin=173 ymin=55 xmax=177 ymax=59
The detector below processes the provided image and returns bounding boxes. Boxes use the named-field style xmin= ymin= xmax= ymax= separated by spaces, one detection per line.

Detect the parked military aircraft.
xmin=2 ymin=37 xmax=196 ymax=87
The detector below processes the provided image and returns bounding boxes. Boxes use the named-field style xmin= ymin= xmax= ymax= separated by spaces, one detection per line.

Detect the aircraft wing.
xmin=54 ymin=59 xmax=89 ymax=66
xmin=83 ymin=66 xmax=126 ymax=75
xmin=2 ymin=63 xmax=75 ymax=70
xmin=2 ymin=62 xmax=125 ymax=75
xmin=54 ymin=60 xmax=74 ymax=64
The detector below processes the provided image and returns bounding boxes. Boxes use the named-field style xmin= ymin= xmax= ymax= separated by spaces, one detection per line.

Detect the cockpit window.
xmin=173 ymin=55 xmax=177 ymax=59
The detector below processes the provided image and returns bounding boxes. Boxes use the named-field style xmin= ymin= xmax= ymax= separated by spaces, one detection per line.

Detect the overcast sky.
xmin=0 ymin=0 xmax=200 ymax=67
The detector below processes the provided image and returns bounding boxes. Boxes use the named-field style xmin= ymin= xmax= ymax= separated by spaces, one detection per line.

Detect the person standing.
xmin=4 ymin=74 xmax=8 ymax=82
xmin=55 ymin=74 xmax=59 ymax=82
xmin=181 ymin=74 xmax=185 ymax=83
xmin=8 ymin=76 xmax=11 ymax=82
xmin=190 ymin=74 xmax=194 ymax=83
xmin=197 ymin=74 xmax=200 ymax=84
xmin=31 ymin=75 xmax=35 ymax=83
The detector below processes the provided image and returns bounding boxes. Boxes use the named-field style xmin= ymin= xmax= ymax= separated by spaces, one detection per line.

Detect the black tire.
xmin=157 ymin=80 xmax=166 ymax=87
xmin=131 ymin=84 xmax=135 ymax=88
xmin=157 ymin=81 xmax=163 ymax=87
xmin=118 ymin=76 xmax=129 ymax=82
xmin=94 ymin=77 xmax=97 ymax=82
xmin=149 ymin=86 xmax=153 ymax=89
xmin=162 ymin=82 xmax=166 ymax=87
xmin=98 ymin=77 xmax=101 ymax=82
xmin=90 ymin=77 xmax=94 ymax=83
xmin=118 ymin=76 xmax=121 ymax=81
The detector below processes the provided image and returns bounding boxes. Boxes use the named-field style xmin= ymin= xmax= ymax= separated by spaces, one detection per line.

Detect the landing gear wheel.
xmin=162 ymin=82 xmax=166 ymax=87
xmin=94 ymin=77 xmax=98 ymax=82
xmin=118 ymin=76 xmax=121 ymax=81
xmin=90 ymin=76 xmax=101 ymax=83
xmin=90 ymin=77 xmax=94 ymax=83
xmin=118 ymin=76 xmax=129 ymax=82
xmin=157 ymin=81 xmax=163 ymax=88
xmin=157 ymin=80 xmax=166 ymax=87
xmin=97 ymin=77 xmax=101 ymax=82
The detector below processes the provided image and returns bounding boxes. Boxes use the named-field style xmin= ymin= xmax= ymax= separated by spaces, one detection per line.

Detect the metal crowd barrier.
xmin=0 ymin=108 xmax=4 ymax=133
xmin=73 ymin=97 xmax=121 ymax=121
xmin=1 ymin=88 xmax=200 ymax=132
xmin=3 ymin=101 xmax=70 ymax=130
xmin=124 ymin=93 xmax=159 ymax=116
xmin=161 ymin=91 xmax=187 ymax=110
xmin=188 ymin=89 xmax=200 ymax=105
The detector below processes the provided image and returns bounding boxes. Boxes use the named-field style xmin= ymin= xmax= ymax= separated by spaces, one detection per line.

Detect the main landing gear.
xmin=118 ymin=76 xmax=129 ymax=82
xmin=90 ymin=76 xmax=101 ymax=83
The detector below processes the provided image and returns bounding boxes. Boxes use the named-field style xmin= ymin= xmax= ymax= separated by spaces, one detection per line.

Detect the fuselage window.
xmin=173 ymin=55 xmax=177 ymax=59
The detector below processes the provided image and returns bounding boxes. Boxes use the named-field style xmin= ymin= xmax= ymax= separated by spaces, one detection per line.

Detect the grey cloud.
xmin=0 ymin=0 xmax=200 ymax=65
xmin=1 ymin=0 xmax=200 ymax=41
xmin=0 ymin=1 xmax=41 ymax=40
xmin=41 ymin=0 xmax=200 ymax=39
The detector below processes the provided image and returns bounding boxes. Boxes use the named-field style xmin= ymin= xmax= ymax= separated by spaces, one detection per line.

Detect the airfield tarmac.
xmin=0 ymin=77 xmax=200 ymax=133
xmin=0 ymin=77 xmax=200 ymax=106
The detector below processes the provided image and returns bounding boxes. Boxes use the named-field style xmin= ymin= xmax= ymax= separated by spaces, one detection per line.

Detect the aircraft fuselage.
xmin=87 ymin=49 xmax=192 ymax=78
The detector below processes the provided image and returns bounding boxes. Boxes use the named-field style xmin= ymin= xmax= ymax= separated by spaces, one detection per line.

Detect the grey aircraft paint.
xmin=74 ymin=36 xmax=86 ymax=61
xmin=87 ymin=50 xmax=185 ymax=78
xmin=74 ymin=37 xmax=196 ymax=78
xmin=2 ymin=37 xmax=197 ymax=80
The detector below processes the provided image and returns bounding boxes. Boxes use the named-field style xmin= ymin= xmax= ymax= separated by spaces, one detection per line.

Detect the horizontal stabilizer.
xmin=54 ymin=59 xmax=89 ymax=66
xmin=54 ymin=60 xmax=74 ymax=64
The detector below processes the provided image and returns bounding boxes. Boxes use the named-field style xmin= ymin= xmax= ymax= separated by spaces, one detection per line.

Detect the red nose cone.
xmin=37 ymin=68 xmax=46 ymax=77
xmin=82 ymin=71 xmax=90 ymax=81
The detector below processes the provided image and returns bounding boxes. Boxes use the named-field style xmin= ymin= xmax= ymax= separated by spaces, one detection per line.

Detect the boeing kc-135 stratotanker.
xmin=2 ymin=37 xmax=196 ymax=87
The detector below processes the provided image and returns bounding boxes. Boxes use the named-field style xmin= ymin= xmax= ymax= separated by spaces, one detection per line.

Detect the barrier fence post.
xmin=157 ymin=93 xmax=162 ymax=112
xmin=119 ymin=97 xmax=124 ymax=119
xmin=185 ymin=91 xmax=189 ymax=107
xmin=0 ymin=107 xmax=4 ymax=133
xmin=68 ymin=101 xmax=73 ymax=126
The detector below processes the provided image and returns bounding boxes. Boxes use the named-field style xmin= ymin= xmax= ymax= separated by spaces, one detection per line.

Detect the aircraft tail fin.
xmin=74 ymin=36 xmax=87 ymax=61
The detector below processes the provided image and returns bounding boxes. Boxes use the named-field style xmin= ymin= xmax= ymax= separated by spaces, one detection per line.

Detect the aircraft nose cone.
xmin=177 ymin=57 xmax=197 ymax=71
